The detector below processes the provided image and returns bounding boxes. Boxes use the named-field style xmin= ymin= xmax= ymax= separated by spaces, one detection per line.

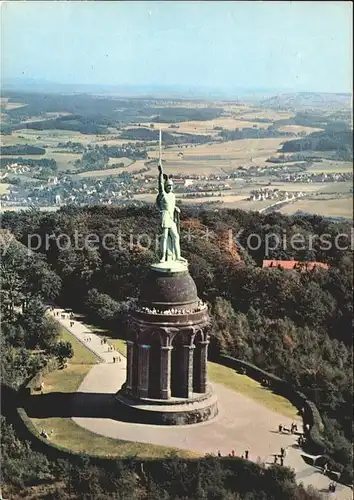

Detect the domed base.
xmin=115 ymin=386 xmax=218 ymax=426
xmin=139 ymin=265 xmax=200 ymax=311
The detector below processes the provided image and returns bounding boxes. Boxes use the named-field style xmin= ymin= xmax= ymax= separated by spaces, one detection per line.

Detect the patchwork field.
xmin=148 ymin=138 xmax=289 ymax=172
xmin=2 ymin=101 xmax=351 ymax=222
xmin=317 ymin=181 xmax=353 ymax=194
xmin=233 ymin=109 xmax=295 ymax=121
xmin=106 ymin=156 xmax=134 ymax=166
xmin=7 ymin=129 xmax=100 ymax=146
xmin=267 ymin=182 xmax=329 ymax=193
xmin=308 ymin=160 xmax=353 ymax=173
xmin=279 ymin=197 xmax=353 ymax=218
xmin=151 ymin=117 xmax=270 ymax=136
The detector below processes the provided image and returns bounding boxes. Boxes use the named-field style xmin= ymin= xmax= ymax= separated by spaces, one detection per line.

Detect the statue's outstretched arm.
xmin=158 ymin=163 xmax=165 ymax=194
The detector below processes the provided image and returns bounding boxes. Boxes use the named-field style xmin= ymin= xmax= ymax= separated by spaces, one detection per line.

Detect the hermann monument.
xmin=116 ymin=130 xmax=218 ymax=425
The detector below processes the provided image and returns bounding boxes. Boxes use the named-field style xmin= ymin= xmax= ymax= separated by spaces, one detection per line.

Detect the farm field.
xmin=277 ymin=124 xmax=323 ymax=134
xmin=222 ymin=198 xmax=274 ymax=211
xmin=107 ymin=156 xmax=134 ymax=166
xmin=151 ymin=117 xmax=270 ymax=136
xmin=317 ymin=181 xmax=353 ymax=194
xmin=278 ymin=197 xmax=353 ymax=218
xmin=77 ymin=159 xmax=146 ymax=178
xmin=232 ymin=109 xmax=295 ymax=121
xmin=150 ymin=138 xmax=289 ymax=172
xmin=160 ymin=161 xmax=232 ymax=176
xmin=6 ymin=129 xmax=100 ymax=146
xmin=308 ymin=160 xmax=353 ymax=173
xmin=0 ymin=150 xmax=82 ymax=172
xmin=267 ymin=182 xmax=329 ymax=193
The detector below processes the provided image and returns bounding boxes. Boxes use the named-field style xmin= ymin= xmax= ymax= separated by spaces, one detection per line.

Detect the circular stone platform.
xmin=115 ymin=385 xmax=218 ymax=425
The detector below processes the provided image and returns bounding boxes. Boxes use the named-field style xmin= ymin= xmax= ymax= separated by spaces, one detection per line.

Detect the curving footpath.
xmin=50 ymin=308 xmax=352 ymax=500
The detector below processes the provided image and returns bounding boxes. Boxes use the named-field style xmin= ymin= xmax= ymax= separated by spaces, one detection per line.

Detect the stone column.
xmin=160 ymin=346 xmax=172 ymax=399
xmin=197 ymin=340 xmax=209 ymax=393
xmin=181 ymin=345 xmax=195 ymax=398
xmin=125 ymin=341 xmax=135 ymax=395
xmin=137 ymin=344 xmax=150 ymax=398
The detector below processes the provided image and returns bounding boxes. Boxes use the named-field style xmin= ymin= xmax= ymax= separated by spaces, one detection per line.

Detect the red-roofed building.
xmin=263 ymin=260 xmax=328 ymax=271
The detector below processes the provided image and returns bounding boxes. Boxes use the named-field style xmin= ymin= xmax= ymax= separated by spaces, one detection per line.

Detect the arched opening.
xmin=148 ymin=332 xmax=161 ymax=398
xmin=132 ymin=342 xmax=139 ymax=397
xmin=193 ymin=330 xmax=203 ymax=393
xmin=171 ymin=335 xmax=184 ymax=398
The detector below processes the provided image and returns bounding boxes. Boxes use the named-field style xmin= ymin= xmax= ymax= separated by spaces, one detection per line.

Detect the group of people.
xmin=274 ymin=447 xmax=287 ymax=466
xmin=52 ymin=308 xmax=75 ymax=327
xmin=217 ymin=450 xmax=249 ymax=460
xmin=138 ymin=300 xmax=207 ymax=316
xmin=99 ymin=336 xmax=122 ymax=362
xmin=84 ymin=336 xmax=92 ymax=343
xmin=278 ymin=422 xmax=298 ymax=434
xmin=323 ymin=465 xmax=338 ymax=493
xmin=297 ymin=435 xmax=305 ymax=447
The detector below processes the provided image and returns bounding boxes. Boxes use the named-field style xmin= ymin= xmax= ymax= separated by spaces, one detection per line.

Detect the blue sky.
xmin=1 ymin=1 xmax=352 ymax=93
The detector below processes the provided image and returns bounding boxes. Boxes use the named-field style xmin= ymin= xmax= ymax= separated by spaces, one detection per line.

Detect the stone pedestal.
xmin=116 ymin=265 xmax=218 ymax=425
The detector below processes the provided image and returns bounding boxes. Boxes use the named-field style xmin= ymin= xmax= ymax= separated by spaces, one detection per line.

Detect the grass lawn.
xmin=38 ymin=364 xmax=93 ymax=394
xmin=30 ymin=416 xmax=197 ymax=459
xmin=30 ymin=325 xmax=193 ymax=458
xmin=208 ymin=362 xmax=299 ymax=420
xmin=31 ymin=326 xmax=99 ymax=395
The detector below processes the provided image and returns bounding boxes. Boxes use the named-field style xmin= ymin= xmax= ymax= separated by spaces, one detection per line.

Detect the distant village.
xmin=0 ymin=156 xmax=352 ymax=210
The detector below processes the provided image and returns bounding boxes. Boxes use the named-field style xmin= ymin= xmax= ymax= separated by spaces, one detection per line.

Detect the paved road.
xmin=50 ymin=308 xmax=352 ymax=500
